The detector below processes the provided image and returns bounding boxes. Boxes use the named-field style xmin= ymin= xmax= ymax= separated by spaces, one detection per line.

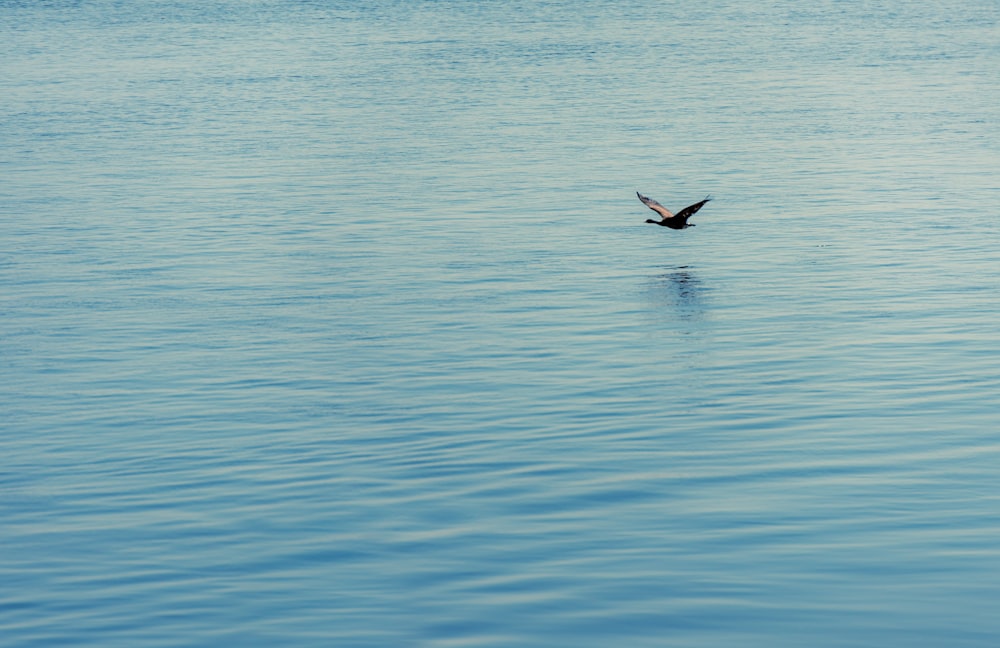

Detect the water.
xmin=3 ymin=1 xmax=1000 ymax=645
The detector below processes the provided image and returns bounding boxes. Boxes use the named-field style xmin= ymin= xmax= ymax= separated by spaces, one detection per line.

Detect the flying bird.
xmin=637 ymin=192 xmax=712 ymax=229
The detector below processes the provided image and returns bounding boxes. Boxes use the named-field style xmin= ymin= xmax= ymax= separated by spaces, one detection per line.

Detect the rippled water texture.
xmin=3 ymin=1 xmax=1000 ymax=646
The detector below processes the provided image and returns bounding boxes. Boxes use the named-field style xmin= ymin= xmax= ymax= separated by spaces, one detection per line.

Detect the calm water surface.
xmin=3 ymin=1 xmax=1000 ymax=646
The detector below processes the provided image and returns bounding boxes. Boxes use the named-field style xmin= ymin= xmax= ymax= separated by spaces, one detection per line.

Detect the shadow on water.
xmin=645 ymin=265 xmax=706 ymax=324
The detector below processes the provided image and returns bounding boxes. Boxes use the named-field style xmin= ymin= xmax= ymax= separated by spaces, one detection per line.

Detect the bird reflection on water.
xmin=647 ymin=265 xmax=706 ymax=324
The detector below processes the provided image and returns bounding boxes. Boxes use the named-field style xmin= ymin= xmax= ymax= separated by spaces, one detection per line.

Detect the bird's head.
xmin=645 ymin=219 xmax=658 ymax=224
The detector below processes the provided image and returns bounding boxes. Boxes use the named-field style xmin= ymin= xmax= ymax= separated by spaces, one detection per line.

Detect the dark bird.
xmin=637 ymin=192 xmax=712 ymax=229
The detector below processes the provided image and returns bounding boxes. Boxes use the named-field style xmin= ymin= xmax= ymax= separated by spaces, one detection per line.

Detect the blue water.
xmin=3 ymin=1 xmax=1000 ymax=646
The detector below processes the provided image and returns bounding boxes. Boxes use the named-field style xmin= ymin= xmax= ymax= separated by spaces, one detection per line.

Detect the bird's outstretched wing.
xmin=674 ymin=196 xmax=712 ymax=223
xmin=637 ymin=192 xmax=673 ymax=219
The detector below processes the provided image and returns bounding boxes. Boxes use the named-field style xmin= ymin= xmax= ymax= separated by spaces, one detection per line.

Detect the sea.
xmin=3 ymin=1 xmax=999 ymax=646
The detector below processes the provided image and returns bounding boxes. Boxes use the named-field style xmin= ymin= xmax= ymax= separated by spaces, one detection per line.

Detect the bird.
xmin=637 ymin=192 xmax=712 ymax=229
